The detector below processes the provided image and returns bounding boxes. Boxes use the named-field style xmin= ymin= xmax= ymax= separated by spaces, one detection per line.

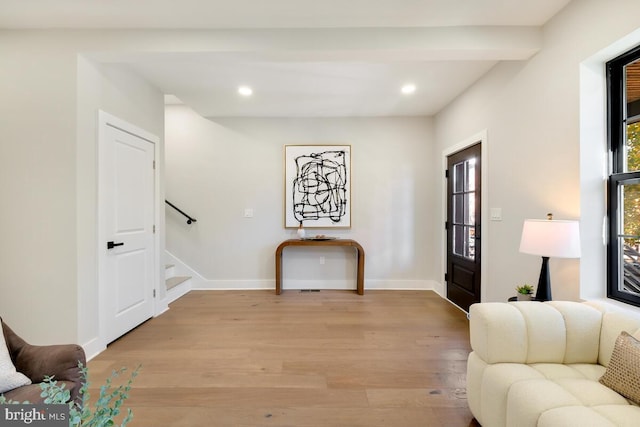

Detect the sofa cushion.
xmin=568 ymin=363 xmax=608 ymax=381
xmin=507 ymin=378 xmax=630 ymax=426
xmin=593 ymin=404 xmax=640 ymax=425
xmin=538 ymin=405 xmax=640 ymax=427
xmin=465 ymin=352 xmax=485 ymax=423
xmin=480 ymin=363 xmax=545 ymax=427
xmin=528 ymin=362 xmax=607 ymax=381
xmin=583 ymin=301 xmax=640 ymax=367
xmin=0 ymin=323 xmax=31 ymax=394
xmin=511 ymin=302 xmax=568 ymax=363
xmin=599 ymin=331 xmax=640 ymax=404
xmin=469 ymin=303 xmax=529 ymax=363
xmin=507 ymin=379 xmax=583 ymax=427
xmin=553 ymin=378 xmax=629 ymax=406
xmin=547 ymin=301 xmax=602 ymax=364
xmin=469 ymin=302 xmax=604 ymax=366
xmin=538 ymin=406 xmax=618 ymax=427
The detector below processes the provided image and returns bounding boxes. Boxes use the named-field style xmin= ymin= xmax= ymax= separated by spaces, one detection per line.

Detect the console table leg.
xmin=356 ymin=250 xmax=365 ymax=295
xmin=275 ymin=250 xmax=283 ymax=295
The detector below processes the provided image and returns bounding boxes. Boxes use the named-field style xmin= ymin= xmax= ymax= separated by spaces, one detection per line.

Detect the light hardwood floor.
xmin=88 ymin=290 xmax=479 ymax=426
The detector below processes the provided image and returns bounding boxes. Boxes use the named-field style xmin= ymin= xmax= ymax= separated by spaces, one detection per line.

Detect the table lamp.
xmin=518 ymin=213 xmax=581 ymax=301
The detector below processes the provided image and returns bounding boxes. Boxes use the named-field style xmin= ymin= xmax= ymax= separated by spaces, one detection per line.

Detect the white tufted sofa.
xmin=467 ymin=301 xmax=640 ymax=427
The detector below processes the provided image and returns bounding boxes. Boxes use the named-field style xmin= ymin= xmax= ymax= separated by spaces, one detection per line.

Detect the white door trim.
xmin=440 ymin=130 xmax=489 ymax=306
xmin=97 ymin=110 xmax=161 ymax=349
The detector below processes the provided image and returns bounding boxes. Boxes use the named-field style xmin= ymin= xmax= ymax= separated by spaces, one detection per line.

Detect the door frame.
xmin=441 ymin=130 xmax=488 ymax=310
xmin=97 ymin=110 xmax=162 ymax=348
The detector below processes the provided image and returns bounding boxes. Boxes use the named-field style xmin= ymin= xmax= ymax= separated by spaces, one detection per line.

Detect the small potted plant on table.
xmin=515 ymin=284 xmax=534 ymax=301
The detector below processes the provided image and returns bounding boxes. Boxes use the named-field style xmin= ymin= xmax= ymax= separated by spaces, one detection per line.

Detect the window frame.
xmin=607 ymin=44 xmax=640 ymax=307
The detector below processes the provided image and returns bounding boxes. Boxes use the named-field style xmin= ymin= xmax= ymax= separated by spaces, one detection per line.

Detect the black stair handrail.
xmin=165 ymin=200 xmax=197 ymax=224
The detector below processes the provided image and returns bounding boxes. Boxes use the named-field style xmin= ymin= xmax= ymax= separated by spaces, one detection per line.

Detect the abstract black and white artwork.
xmin=284 ymin=145 xmax=351 ymax=228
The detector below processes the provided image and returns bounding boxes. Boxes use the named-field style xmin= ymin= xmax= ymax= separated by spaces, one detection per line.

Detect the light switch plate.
xmin=490 ymin=208 xmax=502 ymax=221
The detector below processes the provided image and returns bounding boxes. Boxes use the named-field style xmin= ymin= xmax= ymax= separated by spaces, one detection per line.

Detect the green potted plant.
xmin=515 ymin=284 xmax=535 ymax=301
xmin=1 ymin=363 xmax=139 ymax=427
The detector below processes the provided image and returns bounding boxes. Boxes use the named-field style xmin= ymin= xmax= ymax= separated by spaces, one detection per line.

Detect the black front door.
xmin=446 ymin=143 xmax=481 ymax=312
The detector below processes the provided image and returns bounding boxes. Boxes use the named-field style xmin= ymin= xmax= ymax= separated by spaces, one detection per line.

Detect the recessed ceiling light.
xmin=238 ymin=86 xmax=253 ymax=96
xmin=401 ymin=84 xmax=417 ymax=95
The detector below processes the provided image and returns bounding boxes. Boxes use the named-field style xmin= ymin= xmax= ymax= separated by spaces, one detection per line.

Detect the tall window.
xmin=607 ymin=44 xmax=640 ymax=307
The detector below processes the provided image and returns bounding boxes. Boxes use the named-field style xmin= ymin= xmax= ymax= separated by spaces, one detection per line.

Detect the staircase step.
xmin=165 ymin=264 xmax=176 ymax=280
xmin=166 ymin=276 xmax=191 ymax=291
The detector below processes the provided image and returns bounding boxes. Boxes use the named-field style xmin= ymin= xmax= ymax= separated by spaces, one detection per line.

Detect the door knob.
xmin=107 ymin=241 xmax=124 ymax=250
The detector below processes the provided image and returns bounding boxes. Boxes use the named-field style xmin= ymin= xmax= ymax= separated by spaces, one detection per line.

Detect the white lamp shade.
xmin=519 ymin=219 xmax=581 ymax=258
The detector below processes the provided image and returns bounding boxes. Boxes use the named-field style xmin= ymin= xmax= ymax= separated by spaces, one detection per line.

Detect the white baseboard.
xmin=192 ymin=279 xmax=273 ymax=290
xmin=82 ymin=337 xmax=106 ymax=361
xmin=192 ymin=279 xmax=438 ymax=291
xmin=432 ymin=280 xmax=445 ymax=297
xmin=364 ymin=279 xmax=437 ymax=290
xmin=192 ymin=279 xmax=359 ymax=291
xmin=155 ymin=300 xmax=170 ymax=317
xmin=165 ymin=250 xmax=445 ymax=294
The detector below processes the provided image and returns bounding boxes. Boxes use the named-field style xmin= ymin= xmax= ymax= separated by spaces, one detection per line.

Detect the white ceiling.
xmin=0 ymin=0 xmax=573 ymax=117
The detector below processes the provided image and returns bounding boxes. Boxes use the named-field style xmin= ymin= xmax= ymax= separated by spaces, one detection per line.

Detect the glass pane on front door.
xmin=451 ymin=157 xmax=477 ymax=260
xmin=453 ymin=163 xmax=465 ymax=192
xmin=467 ymin=159 xmax=476 ymax=191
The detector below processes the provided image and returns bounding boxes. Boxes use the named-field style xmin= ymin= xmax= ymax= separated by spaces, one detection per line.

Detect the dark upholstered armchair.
xmin=1 ymin=318 xmax=86 ymax=405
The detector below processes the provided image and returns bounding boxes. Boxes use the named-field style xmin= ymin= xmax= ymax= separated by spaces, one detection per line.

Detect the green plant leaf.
xmin=21 ymin=361 xmax=141 ymax=427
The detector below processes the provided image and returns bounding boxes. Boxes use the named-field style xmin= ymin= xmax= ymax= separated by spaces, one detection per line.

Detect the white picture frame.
xmin=284 ymin=145 xmax=351 ymax=228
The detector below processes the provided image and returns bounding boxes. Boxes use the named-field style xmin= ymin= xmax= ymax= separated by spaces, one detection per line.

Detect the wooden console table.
xmin=275 ymin=239 xmax=365 ymax=295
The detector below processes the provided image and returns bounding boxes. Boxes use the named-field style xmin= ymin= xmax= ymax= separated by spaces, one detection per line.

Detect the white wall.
xmin=165 ymin=106 xmax=437 ymax=291
xmin=76 ymin=57 xmax=165 ymax=354
xmin=0 ymin=31 xmax=165 ymax=346
xmin=434 ymin=0 xmax=640 ymax=305
xmin=0 ymin=32 xmax=78 ymax=343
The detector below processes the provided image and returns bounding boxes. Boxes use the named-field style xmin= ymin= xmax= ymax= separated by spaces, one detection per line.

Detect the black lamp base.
xmin=534 ymin=256 xmax=552 ymax=301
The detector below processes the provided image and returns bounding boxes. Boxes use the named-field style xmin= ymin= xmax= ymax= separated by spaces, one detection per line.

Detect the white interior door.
xmin=102 ymin=122 xmax=156 ymax=344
